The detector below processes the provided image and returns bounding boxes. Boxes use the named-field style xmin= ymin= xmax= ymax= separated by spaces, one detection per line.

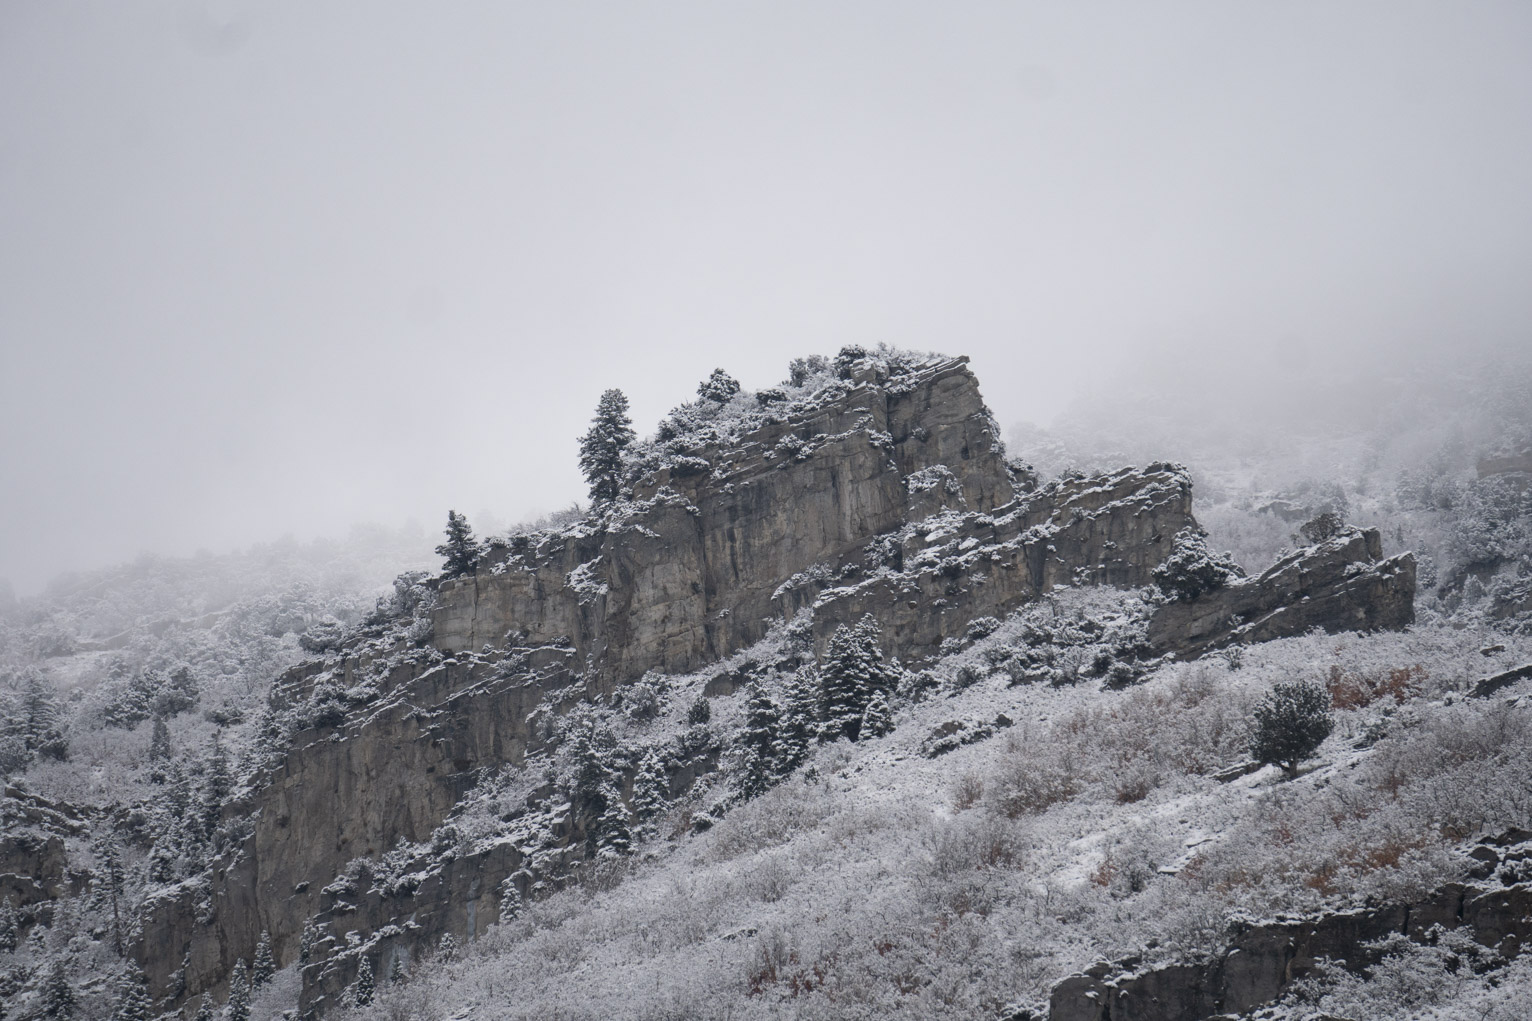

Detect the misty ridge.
xmin=4 ymin=3 xmax=1532 ymax=1020
xmin=0 ymin=343 xmax=1530 ymax=1021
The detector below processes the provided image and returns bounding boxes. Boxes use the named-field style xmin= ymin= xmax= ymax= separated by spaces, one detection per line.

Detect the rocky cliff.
xmin=123 ymin=352 xmax=1420 ymax=1015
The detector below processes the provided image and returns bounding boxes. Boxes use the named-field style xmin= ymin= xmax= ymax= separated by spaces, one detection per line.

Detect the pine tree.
xmin=578 ymin=389 xmax=636 ymax=506
xmin=438 ymin=931 xmax=457 ymax=963
xmin=435 ymin=510 xmax=483 ymax=579
xmin=148 ymin=718 xmax=172 ymax=762
xmin=389 ymin=952 xmax=406 ymax=985
xmin=776 ymin=669 xmax=817 ymax=773
xmin=201 ymin=737 xmax=233 ymax=839
xmin=629 ymin=749 xmax=671 ymax=840
xmin=252 ymin=930 xmax=275 ymax=987
xmin=353 ymin=956 xmax=374 ymax=1007
xmin=298 ymin=919 xmax=321 ymax=966
xmin=22 ymin=674 xmax=67 ymax=761
xmin=594 ymin=775 xmax=632 ymax=859
xmin=819 ymin=615 xmax=890 ymax=742
xmin=224 ymin=958 xmax=251 ymax=1021
xmin=193 ymin=997 xmax=214 ymax=1021
xmin=99 ymin=837 xmax=125 ymax=953
xmin=42 ymin=959 xmax=76 ymax=1019
xmin=860 ymin=689 xmax=895 ymax=739
xmin=0 ymin=896 xmax=17 ymax=953
xmin=697 ymin=368 xmax=741 ymax=403
xmin=736 ymin=685 xmax=784 ymax=800
xmin=111 ymin=964 xmax=151 ymax=1021
xmin=147 ymin=834 xmax=176 ymax=884
xmin=1250 ymin=681 xmax=1334 ymax=777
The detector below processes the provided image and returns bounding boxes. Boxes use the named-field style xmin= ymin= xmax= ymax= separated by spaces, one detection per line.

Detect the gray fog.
xmin=3 ymin=1 xmax=1530 ymax=593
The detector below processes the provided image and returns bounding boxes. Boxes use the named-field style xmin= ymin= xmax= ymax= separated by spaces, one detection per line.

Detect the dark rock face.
xmin=0 ymin=786 xmax=82 ymax=914
xmin=125 ymin=355 xmax=1420 ymax=1015
xmin=1048 ymin=850 xmax=1532 ymax=1021
xmin=1147 ymin=526 xmax=1416 ymax=659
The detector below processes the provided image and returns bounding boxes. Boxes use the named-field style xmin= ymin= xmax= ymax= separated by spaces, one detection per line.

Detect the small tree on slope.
xmin=435 ymin=510 xmax=483 ymax=579
xmin=578 ymin=388 xmax=636 ymax=506
xmin=1153 ymin=528 xmax=1242 ymax=602
xmin=1250 ymin=681 xmax=1334 ymax=777
xmin=736 ymin=685 xmax=784 ymax=800
xmin=252 ymin=930 xmax=275 ymax=988
xmin=353 ymin=956 xmax=375 ymax=1007
xmin=860 ymin=689 xmax=895 ymax=739
xmin=819 ymin=615 xmax=891 ymax=742
xmin=111 ymin=964 xmax=151 ymax=1021
xmin=630 ymin=748 xmax=671 ymax=840
xmin=225 ymin=958 xmax=251 ymax=1021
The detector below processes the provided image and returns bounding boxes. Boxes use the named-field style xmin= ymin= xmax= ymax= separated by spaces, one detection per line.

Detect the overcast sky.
xmin=2 ymin=2 xmax=1530 ymax=593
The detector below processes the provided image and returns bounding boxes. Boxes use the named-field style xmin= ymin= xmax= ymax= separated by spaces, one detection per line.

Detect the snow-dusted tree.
xmin=148 ymin=717 xmax=172 ymax=763
xmin=353 ymin=956 xmax=375 ymax=1007
xmin=389 ymin=952 xmax=406 ymax=984
xmin=686 ymin=697 xmax=711 ymax=726
xmin=98 ymin=837 xmax=125 ymax=952
xmin=578 ymin=388 xmax=636 ymax=506
xmin=298 ymin=918 xmax=321 ymax=965
xmin=22 ymin=674 xmax=67 ymax=762
xmin=1152 ymin=528 xmax=1242 ymax=603
xmin=147 ymin=834 xmax=176 ymax=884
xmin=0 ymin=897 xmax=16 ymax=952
xmin=697 ymin=368 xmax=741 ymax=403
xmin=1250 ymin=681 xmax=1333 ymax=777
xmin=42 ymin=959 xmax=76 ymax=1018
xmin=201 ymin=737 xmax=233 ymax=838
xmin=111 ymin=964 xmax=151 ymax=1021
xmin=435 ymin=511 xmax=483 ymax=579
xmin=819 ymin=615 xmax=891 ymax=742
xmin=736 ymin=685 xmax=784 ymax=800
xmin=776 ymin=670 xmax=817 ymax=772
xmin=438 ymin=932 xmax=457 ymax=963
xmin=629 ymin=748 xmax=671 ymax=840
xmin=224 ymin=959 xmax=251 ymax=1021
xmin=860 ymin=689 xmax=895 ymax=739
xmin=251 ymin=930 xmax=275 ymax=987
xmin=594 ymin=775 xmax=633 ymax=858
xmin=192 ymin=997 xmax=214 ymax=1021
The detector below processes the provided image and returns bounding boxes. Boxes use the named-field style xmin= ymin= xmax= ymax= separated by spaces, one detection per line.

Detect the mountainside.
xmin=8 ymin=349 xmax=1531 ymax=1021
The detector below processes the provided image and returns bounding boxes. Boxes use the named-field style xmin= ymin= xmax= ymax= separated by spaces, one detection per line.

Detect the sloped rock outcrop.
xmin=1147 ymin=526 xmax=1416 ymax=659
xmin=126 ymin=352 xmax=1419 ymax=1014
xmin=1049 ymin=837 xmax=1532 ymax=1021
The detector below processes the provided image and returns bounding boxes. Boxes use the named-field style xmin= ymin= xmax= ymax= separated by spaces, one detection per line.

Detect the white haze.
xmin=2 ymin=1 xmax=1530 ymax=593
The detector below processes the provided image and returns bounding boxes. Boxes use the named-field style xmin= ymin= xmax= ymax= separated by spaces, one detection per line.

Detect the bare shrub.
xmin=950 ymin=771 xmax=984 ymax=811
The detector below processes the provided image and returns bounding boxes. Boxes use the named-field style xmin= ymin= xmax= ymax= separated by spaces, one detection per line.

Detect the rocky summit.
xmin=101 ymin=351 xmax=1420 ymax=1015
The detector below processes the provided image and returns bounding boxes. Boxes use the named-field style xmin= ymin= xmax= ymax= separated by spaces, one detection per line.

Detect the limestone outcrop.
xmin=1048 ymin=836 xmax=1532 ymax=1021
xmin=123 ymin=352 xmax=1420 ymax=1014
xmin=1147 ymin=526 xmax=1416 ymax=659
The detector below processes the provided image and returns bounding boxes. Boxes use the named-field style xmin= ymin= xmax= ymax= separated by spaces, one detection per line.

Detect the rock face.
xmin=126 ymin=353 xmax=1420 ymax=1015
xmin=1049 ymin=837 xmax=1532 ymax=1021
xmin=1147 ymin=526 xmax=1416 ymax=659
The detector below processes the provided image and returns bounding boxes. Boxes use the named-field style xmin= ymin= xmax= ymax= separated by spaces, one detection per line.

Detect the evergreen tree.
xmin=438 ymin=931 xmax=457 ymax=963
xmin=224 ymin=958 xmax=251 ymax=1021
xmin=389 ymin=953 xmax=406 ymax=985
xmin=353 ymin=956 xmax=374 ymax=1007
xmin=0 ymin=896 xmax=17 ymax=953
xmin=22 ymin=674 xmax=67 ymax=761
xmin=629 ymin=749 xmax=671 ymax=840
xmin=42 ymin=959 xmax=75 ymax=1019
xmin=435 ymin=510 xmax=483 ymax=579
xmin=111 ymin=964 xmax=152 ymax=1021
xmin=1250 ymin=681 xmax=1334 ymax=777
xmin=147 ymin=834 xmax=176 ymax=884
xmin=252 ymin=930 xmax=275 ymax=988
xmin=193 ymin=997 xmax=214 ymax=1021
xmin=685 ymin=697 xmax=711 ymax=726
xmin=298 ymin=919 xmax=321 ymax=966
xmin=98 ymin=837 xmax=125 ymax=953
xmin=860 ymin=689 xmax=895 ymax=739
xmin=776 ymin=669 xmax=817 ymax=773
xmin=697 ymin=368 xmax=741 ymax=403
xmin=735 ymin=685 xmax=784 ymax=800
xmin=819 ymin=615 xmax=890 ymax=742
xmin=578 ymin=389 xmax=636 ymax=506
xmin=594 ymin=775 xmax=632 ymax=859
xmin=201 ymin=738 xmax=233 ymax=838
xmin=148 ymin=718 xmax=172 ymax=762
